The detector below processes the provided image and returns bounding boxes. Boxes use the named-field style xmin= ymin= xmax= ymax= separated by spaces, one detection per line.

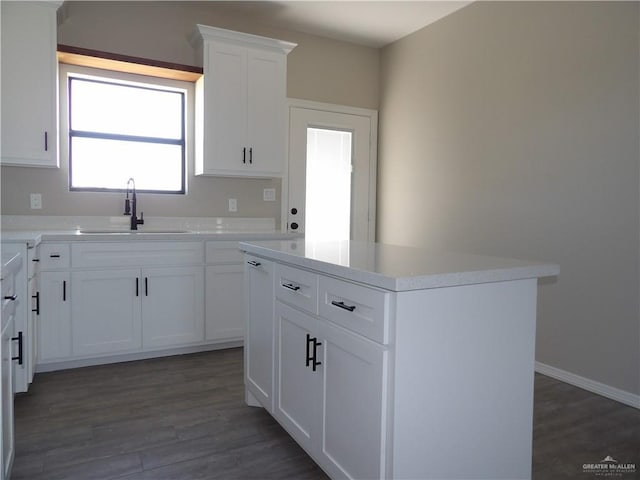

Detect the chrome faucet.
xmin=124 ymin=178 xmax=144 ymax=230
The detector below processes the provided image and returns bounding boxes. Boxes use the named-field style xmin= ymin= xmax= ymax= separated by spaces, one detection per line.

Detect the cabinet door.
xmin=71 ymin=269 xmax=142 ymax=356
xmin=244 ymin=257 xmax=274 ymax=409
xmin=0 ymin=1 xmax=59 ymax=167
xmin=246 ymin=48 xmax=286 ymax=176
xmin=38 ymin=272 xmax=72 ymax=361
xmin=205 ymin=264 xmax=244 ymax=341
xmin=318 ymin=322 xmax=389 ymax=480
xmin=1 ymin=318 xmax=15 ymax=480
xmin=274 ymin=301 xmax=321 ymax=453
xmin=142 ymin=266 xmax=204 ymax=349
xmin=200 ymin=42 xmax=248 ymax=175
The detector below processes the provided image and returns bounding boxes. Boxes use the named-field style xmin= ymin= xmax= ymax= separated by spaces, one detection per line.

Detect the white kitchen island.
xmin=240 ymin=239 xmax=559 ymax=480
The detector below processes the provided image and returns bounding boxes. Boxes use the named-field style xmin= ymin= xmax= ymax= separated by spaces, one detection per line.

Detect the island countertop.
xmin=239 ymin=239 xmax=559 ymax=292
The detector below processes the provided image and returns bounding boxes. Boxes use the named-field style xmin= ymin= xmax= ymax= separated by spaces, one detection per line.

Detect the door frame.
xmin=283 ymin=98 xmax=378 ymax=241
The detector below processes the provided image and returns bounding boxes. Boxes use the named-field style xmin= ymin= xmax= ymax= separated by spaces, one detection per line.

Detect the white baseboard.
xmin=535 ymin=361 xmax=640 ymax=410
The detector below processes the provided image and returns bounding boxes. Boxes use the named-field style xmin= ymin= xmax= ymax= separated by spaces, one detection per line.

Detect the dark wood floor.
xmin=12 ymin=348 xmax=639 ymax=480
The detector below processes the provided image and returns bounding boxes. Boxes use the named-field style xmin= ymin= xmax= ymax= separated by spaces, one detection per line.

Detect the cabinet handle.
xmin=249 ymin=147 xmax=253 ymax=164
xmin=44 ymin=131 xmax=48 ymax=151
xmin=136 ymin=278 xmax=139 ymax=297
xmin=32 ymin=258 xmax=40 ymax=262
xmin=305 ymin=333 xmax=313 ymax=368
xmin=63 ymin=280 xmax=66 ymax=301
xmin=50 ymin=254 xmax=61 ymax=258
xmin=11 ymin=331 xmax=23 ymax=365
xmin=312 ymin=338 xmax=322 ymax=372
xmin=32 ymin=292 xmax=40 ymax=315
xmin=247 ymin=260 xmax=261 ymax=267
xmin=242 ymin=147 xmax=246 ymax=164
xmin=331 ymin=300 xmax=356 ymax=312
xmin=4 ymin=294 xmax=17 ymax=301
xmin=145 ymin=277 xmax=148 ymax=296
xmin=282 ymin=283 xmax=301 ymax=292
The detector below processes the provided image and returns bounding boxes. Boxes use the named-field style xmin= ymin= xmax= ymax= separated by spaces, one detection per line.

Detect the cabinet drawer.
xmin=206 ymin=241 xmax=243 ymax=264
xmin=39 ymin=243 xmax=71 ymax=270
xmin=72 ymin=242 xmax=204 ymax=268
xmin=275 ymin=264 xmax=318 ymax=315
xmin=319 ymin=276 xmax=392 ymax=344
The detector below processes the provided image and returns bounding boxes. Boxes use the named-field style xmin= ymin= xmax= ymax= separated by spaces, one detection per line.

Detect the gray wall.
xmin=378 ymin=1 xmax=640 ymax=395
xmin=1 ymin=1 xmax=380 ymax=218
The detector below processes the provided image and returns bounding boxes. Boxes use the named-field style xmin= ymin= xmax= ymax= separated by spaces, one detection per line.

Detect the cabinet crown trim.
xmin=191 ymin=24 xmax=297 ymax=55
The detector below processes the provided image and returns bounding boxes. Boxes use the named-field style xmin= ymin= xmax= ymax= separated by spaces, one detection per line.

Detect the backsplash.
xmin=1 ymin=215 xmax=277 ymax=233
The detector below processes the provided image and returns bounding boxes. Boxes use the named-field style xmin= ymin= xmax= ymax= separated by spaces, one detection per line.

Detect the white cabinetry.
xmin=193 ymin=25 xmax=296 ymax=177
xmin=38 ymin=243 xmax=72 ymax=362
xmin=272 ymin=272 xmax=388 ymax=479
xmin=1 ymin=243 xmax=40 ymax=393
xmin=142 ymin=266 xmax=204 ymax=348
xmin=0 ymin=1 xmax=61 ymax=167
xmin=38 ymin=271 xmax=72 ymax=361
xmin=71 ymin=269 xmax=142 ymax=356
xmin=242 ymin=240 xmax=554 ymax=480
xmin=205 ymin=242 xmax=244 ymax=341
xmin=244 ymin=255 xmax=275 ymax=411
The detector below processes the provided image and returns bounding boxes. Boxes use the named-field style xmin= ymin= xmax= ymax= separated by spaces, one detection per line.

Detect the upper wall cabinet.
xmin=192 ymin=25 xmax=296 ymax=177
xmin=1 ymin=1 xmax=62 ymax=168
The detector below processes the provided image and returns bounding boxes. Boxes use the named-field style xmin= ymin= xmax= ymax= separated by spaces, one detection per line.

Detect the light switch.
xmin=30 ymin=193 xmax=42 ymax=209
xmin=228 ymin=198 xmax=238 ymax=212
xmin=263 ymin=188 xmax=276 ymax=202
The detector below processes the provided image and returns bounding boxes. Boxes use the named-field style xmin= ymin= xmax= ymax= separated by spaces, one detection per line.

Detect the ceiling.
xmin=208 ymin=1 xmax=472 ymax=48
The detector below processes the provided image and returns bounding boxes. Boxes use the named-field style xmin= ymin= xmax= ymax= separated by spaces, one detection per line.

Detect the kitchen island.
xmin=240 ymin=239 xmax=559 ymax=480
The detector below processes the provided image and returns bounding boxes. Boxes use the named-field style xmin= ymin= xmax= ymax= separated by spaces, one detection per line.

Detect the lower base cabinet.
xmin=205 ymin=264 xmax=244 ymax=341
xmin=1 ymin=306 xmax=15 ymax=480
xmin=38 ymin=271 xmax=71 ymax=361
xmin=274 ymin=301 xmax=388 ymax=479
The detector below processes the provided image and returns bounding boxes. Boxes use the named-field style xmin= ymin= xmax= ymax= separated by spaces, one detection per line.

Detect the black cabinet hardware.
xmin=282 ymin=283 xmax=300 ymax=292
xmin=312 ymin=338 xmax=322 ymax=372
xmin=305 ymin=334 xmax=322 ymax=372
xmin=32 ymin=258 xmax=40 ymax=262
xmin=49 ymin=254 xmax=60 ymax=258
xmin=44 ymin=131 xmax=48 ymax=151
xmin=247 ymin=260 xmax=261 ymax=267
xmin=249 ymin=147 xmax=253 ymax=164
xmin=4 ymin=294 xmax=17 ymax=301
xmin=32 ymin=292 xmax=40 ymax=315
xmin=145 ymin=277 xmax=148 ymax=296
xmin=63 ymin=280 xmax=66 ymax=301
xmin=12 ymin=331 xmax=23 ymax=365
xmin=306 ymin=333 xmax=313 ymax=368
xmin=242 ymin=147 xmax=247 ymax=164
xmin=136 ymin=278 xmax=139 ymax=297
xmin=331 ymin=300 xmax=356 ymax=312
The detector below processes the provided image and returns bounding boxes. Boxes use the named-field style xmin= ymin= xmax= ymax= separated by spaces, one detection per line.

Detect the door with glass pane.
xmin=288 ymin=105 xmax=376 ymax=241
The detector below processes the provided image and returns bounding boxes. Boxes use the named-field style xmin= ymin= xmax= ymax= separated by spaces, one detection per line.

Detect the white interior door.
xmin=288 ymin=103 xmax=377 ymax=241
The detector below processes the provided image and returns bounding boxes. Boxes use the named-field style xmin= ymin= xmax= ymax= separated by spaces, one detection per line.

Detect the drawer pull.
xmin=247 ymin=260 xmax=261 ymax=267
xmin=282 ymin=283 xmax=301 ymax=292
xmin=49 ymin=254 xmax=61 ymax=258
xmin=32 ymin=258 xmax=40 ymax=262
xmin=4 ymin=294 xmax=17 ymax=301
xmin=331 ymin=300 xmax=356 ymax=312
xmin=11 ymin=331 xmax=23 ymax=365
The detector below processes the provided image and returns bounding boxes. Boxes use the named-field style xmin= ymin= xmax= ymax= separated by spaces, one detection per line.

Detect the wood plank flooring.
xmin=12 ymin=348 xmax=640 ymax=479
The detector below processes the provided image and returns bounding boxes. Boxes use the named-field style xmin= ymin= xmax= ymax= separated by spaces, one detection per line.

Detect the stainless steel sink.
xmin=79 ymin=229 xmax=190 ymax=234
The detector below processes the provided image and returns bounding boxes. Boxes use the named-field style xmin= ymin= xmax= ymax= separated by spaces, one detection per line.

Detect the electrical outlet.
xmin=228 ymin=198 xmax=238 ymax=212
xmin=263 ymin=188 xmax=276 ymax=202
xmin=30 ymin=193 xmax=42 ymax=209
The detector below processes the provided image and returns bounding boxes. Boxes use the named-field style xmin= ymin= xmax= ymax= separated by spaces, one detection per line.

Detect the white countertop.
xmin=240 ymin=239 xmax=560 ymax=291
xmin=1 ymin=251 xmax=22 ymax=279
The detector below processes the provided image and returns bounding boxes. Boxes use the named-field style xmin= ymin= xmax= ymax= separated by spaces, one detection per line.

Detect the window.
xmin=62 ymin=65 xmax=192 ymax=194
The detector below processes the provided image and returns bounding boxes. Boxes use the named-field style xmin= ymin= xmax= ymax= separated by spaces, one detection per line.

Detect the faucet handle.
xmin=124 ymin=198 xmax=131 ymax=216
